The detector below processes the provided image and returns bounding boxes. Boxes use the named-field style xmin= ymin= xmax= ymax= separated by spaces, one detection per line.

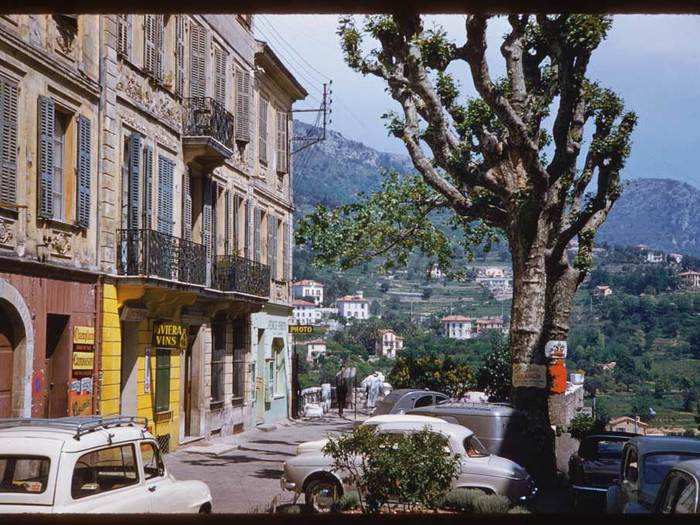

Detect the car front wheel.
xmin=305 ymin=477 xmax=342 ymax=512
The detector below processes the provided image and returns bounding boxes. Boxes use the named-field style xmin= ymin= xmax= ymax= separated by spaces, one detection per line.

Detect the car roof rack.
xmin=0 ymin=416 xmax=149 ymax=440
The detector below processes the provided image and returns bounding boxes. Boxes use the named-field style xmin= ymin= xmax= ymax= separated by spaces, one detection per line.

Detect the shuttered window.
xmin=211 ymin=321 xmax=226 ymax=403
xmin=283 ymin=221 xmax=291 ymax=280
xmin=141 ymin=145 xmax=153 ymax=230
xmin=116 ymin=15 xmax=131 ymax=59
xmin=232 ymin=194 xmax=241 ymax=255
xmin=182 ymin=169 xmax=192 ymax=240
xmin=37 ymin=96 xmax=55 ymax=219
xmin=267 ymin=215 xmax=277 ymax=279
xmin=235 ymin=67 xmax=251 ymax=143
xmin=244 ymin=199 xmax=250 ymax=258
xmin=174 ymin=15 xmax=186 ymax=97
xmin=0 ymin=77 xmax=18 ymax=208
xmin=154 ymin=348 xmax=171 ymax=414
xmin=189 ymin=23 xmax=207 ymax=98
xmin=223 ymin=189 xmax=231 ymax=255
xmin=258 ymin=97 xmax=268 ymax=164
xmin=76 ymin=116 xmax=91 ymax=228
xmin=202 ymin=179 xmax=213 ymax=260
xmin=144 ymin=15 xmax=164 ymax=81
xmin=253 ymin=207 xmax=262 ymax=263
xmin=214 ymin=46 xmax=227 ymax=107
xmin=157 ymin=156 xmax=174 ymax=235
xmin=126 ymin=132 xmax=142 ymax=230
xmin=276 ymin=111 xmax=288 ymax=174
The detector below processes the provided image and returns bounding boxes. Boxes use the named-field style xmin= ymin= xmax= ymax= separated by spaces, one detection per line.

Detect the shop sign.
xmin=152 ymin=322 xmax=188 ymax=349
xmin=72 ymin=351 xmax=94 ymax=371
xmin=544 ymin=340 xmax=568 ymax=359
xmin=73 ymin=325 xmax=95 ymax=345
xmin=68 ymin=379 xmax=92 ymax=416
xmin=289 ymin=325 xmax=313 ymax=334
xmin=512 ymin=363 xmax=547 ymax=388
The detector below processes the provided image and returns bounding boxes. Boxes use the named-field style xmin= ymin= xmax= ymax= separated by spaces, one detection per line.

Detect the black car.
xmin=569 ymin=432 xmax=639 ymax=508
xmin=372 ymin=389 xmax=449 ymax=416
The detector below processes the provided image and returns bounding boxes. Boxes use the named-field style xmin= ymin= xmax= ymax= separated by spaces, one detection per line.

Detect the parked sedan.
xmin=0 ymin=417 xmax=212 ymax=514
xmin=294 ymin=414 xmax=446 ymax=455
xmin=281 ymin=419 xmax=537 ymax=510
xmin=569 ymin=432 xmax=639 ymax=507
xmin=372 ymin=389 xmax=449 ymax=416
xmin=606 ymin=436 xmax=700 ymax=514
xmin=653 ymin=458 xmax=700 ymax=514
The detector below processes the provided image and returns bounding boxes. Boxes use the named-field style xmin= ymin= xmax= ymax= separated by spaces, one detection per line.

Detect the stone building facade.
xmin=0 ymin=14 xmax=305 ymax=451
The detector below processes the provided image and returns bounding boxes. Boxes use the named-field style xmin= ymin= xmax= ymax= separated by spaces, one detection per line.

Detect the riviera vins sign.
xmin=152 ymin=322 xmax=188 ymax=350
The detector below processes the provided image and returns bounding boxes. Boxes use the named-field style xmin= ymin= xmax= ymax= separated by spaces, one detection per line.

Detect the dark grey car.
xmin=406 ymin=401 xmax=527 ymax=463
xmin=653 ymin=458 xmax=700 ymax=514
xmin=372 ymin=389 xmax=449 ymax=416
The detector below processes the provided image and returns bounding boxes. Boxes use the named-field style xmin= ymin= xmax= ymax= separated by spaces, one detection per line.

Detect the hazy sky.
xmin=255 ymin=15 xmax=700 ymax=187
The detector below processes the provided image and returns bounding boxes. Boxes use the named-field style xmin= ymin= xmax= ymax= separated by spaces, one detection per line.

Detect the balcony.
xmin=213 ymin=255 xmax=271 ymax=298
xmin=117 ymin=229 xmax=207 ymax=287
xmin=182 ymin=97 xmax=235 ymax=170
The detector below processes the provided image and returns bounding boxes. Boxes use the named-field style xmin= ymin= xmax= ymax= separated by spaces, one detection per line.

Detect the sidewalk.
xmin=165 ymin=411 xmax=363 ymax=512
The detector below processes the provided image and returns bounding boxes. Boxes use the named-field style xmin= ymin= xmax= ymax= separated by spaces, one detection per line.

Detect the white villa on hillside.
xmin=292 ymin=279 xmax=324 ymax=306
xmin=293 ymin=299 xmax=322 ymax=325
xmin=301 ymin=339 xmax=327 ymax=362
xmin=441 ymin=315 xmax=474 ymax=340
xmin=375 ymin=329 xmax=404 ymax=358
xmin=475 ymin=316 xmax=505 ymax=334
xmin=680 ymin=270 xmax=700 ymax=289
xmin=337 ymin=291 xmax=370 ymax=320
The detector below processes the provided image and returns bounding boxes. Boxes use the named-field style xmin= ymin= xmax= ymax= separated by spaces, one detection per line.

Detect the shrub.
xmin=323 ymin=425 xmax=460 ymax=513
xmin=569 ymin=413 xmax=605 ymax=440
xmin=440 ymin=489 xmax=512 ymax=513
xmin=332 ymin=491 xmax=360 ymax=512
xmin=508 ymin=506 xmax=532 ymax=514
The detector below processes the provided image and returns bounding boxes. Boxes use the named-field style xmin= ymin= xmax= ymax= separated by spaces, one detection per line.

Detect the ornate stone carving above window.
xmin=52 ymin=15 xmax=79 ymax=58
xmin=44 ymin=231 xmax=73 ymax=258
xmin=0 ymin=218 xmax=15 ymax=248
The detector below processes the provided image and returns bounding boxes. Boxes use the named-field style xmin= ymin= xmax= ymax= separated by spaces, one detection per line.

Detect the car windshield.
xmin=0 ymin=456 xmax=51 ymax=494
xmin=464 ymin=436 xmax=489 ymax=457
xmin=644 ymin=453 xmax=700 ymax=485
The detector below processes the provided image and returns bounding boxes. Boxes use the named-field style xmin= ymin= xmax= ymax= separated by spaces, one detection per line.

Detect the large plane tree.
xmin=296 ymin=14 xmax=636 ymax=481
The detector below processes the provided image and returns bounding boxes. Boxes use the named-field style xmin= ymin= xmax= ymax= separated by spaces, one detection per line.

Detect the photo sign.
xmin=152 ymin=322 xmax=188 ymax=350
xmin=288 ymin=325 xmax=313 ymax=334
xmin=512 ymin=363 xmax=547 ymax=388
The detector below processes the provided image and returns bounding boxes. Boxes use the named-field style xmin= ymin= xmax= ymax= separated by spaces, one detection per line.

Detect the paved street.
xmin=165 ymin=411 xmax=363 ymax=513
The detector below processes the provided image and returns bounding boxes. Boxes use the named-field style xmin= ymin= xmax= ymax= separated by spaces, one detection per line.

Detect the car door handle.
xmin=148 ymin=485 xmax=157 ymax=492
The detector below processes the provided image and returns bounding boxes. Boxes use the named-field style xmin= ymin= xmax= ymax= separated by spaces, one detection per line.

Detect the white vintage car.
xmin=0 ymin=416 xmax=212 ymax=513
xmin=294 ymin=414 xmax=446 ymax=455
xmin=282 ymin=418 xmax=537 ymax=510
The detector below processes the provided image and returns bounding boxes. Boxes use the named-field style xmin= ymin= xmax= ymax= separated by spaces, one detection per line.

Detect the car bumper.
xmin=280 ymin=474 xmax=297 ymax=492
xmin=572 ymin=484 xmax=610 ymax=494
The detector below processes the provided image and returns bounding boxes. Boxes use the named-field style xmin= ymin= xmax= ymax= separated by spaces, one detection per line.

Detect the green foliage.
xmin=569 ymin=414 xmax=604 ymax=440
xmin=476 ymin=334 xmax=512 ymax=402
xmin=388 ymin=354 xmax=475 ymax=398
xmin=323 ymin=425 xmax=460 ymax=513
xmin=421 ymin=287 xmax=433 ymax=300
xmin=332 ymin=491 xmax=361 ymax=512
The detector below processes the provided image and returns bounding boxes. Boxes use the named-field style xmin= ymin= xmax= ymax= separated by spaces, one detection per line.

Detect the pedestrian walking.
xmin=335 ymin=365 xmax=348 ymax=418
xmin=320 ymin=382 xmax=331 ymax=413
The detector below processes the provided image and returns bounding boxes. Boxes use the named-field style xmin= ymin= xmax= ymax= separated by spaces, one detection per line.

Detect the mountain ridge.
xmin=292 ymin=120 xmax=700 ymax=257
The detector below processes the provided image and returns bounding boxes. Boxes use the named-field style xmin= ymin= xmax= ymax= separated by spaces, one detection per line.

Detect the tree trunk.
xmin=507 ymin=221 xmax=557 ymax=485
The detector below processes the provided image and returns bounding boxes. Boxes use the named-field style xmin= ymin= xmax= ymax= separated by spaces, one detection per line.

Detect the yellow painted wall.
xmin=99 ymin=283 xmax=181 ymax=449
xmin=100 ymin=283 xmax=122 ymax=416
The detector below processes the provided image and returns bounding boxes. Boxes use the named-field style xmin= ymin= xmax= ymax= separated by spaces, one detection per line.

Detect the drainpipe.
xmin=96 ymin=15 xmax=105 ymax=271
xmin=93 ymin=274 xmax=104 ymax=415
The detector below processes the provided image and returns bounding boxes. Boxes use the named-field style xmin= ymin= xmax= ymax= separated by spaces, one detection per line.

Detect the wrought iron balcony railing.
xmin=182 ymin=97 xmax=235 ymax=150
xmin=117 ymin=229 xmax=207 ymax=287
xmin=213 ymin=254 xmax=271 ymax=297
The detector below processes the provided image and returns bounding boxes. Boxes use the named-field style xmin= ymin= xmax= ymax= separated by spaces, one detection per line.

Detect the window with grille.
xmin=0 ymin=77 xmax=18 ymax=209
xmin=155 ymin=348 xmax=170 ymax=413
xmin=232 ymin=318 xmax=247 ymax=402
xmin=211 ymin=321 xmax=226 ymax=404
xmin=258 ymin=97 xmax=268 ymax=164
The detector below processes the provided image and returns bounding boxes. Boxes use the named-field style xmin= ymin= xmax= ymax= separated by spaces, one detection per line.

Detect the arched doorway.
xmin=0 ymin=304 xmax=15 ymax=417
xmin=0 ymin=279 xmax=34 ymax=417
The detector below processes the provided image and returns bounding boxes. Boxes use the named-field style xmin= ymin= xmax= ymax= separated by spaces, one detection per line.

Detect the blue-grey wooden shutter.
xmin=144 ymin=15 xmax=163 ymax=81
xmin=175 ymin=15 xmax=185 ymax=97
xmin=224 ymin=189 xmax=231 ymax=255
xmin=232 ymin=194 xmax=240 ymax=255
xmin=214 ymin=47 xmax=227 ymax=107
xmin=0 ymin=77 xmax=18 ymax=207
xmin=189 ymin=23 xmax=207 ymax=98
xmin=202 ymin=179 xmax=213 ymax=259
xmin=142 ymin=144 xmax=153 ymax=230
xmin=76 ymin=115 xmax=91 ymax=228
xmin=253 ymin=207 xmax=261 ymax=262
xmin=182 ymin=168 xmax=192 ymax=240
xmin=37 ymin=95 xmax=55 ymax=219
xmin=157 ymin=155 xmax=174 ymax=235
xmin=267 ymin=215 xmax=276 ymax=276
xmin=235 ymin=67 xmax=251 ymax=142
xmin=283 ymin=221 xmax=291 ymax=280
xmin=127 ymin=132 xmax=141 ymax=230
xmin=244 ymin=198 xmax=250 ymax=258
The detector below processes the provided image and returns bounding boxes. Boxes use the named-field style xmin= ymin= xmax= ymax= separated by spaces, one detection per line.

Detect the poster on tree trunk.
xmin=544 ymin=340 xmax=568 ymax=359
xmin=512 ymin=363 xmax=547 ymax=388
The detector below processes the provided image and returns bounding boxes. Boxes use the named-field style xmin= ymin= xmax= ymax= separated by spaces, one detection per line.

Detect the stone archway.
xmin=0 ymin=279 xmax=34 ymax=417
